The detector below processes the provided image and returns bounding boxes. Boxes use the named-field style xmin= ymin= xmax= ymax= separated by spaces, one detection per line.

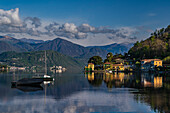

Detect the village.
xmin=85 ymin=53 xmax=170 ymax=73
xmin=0 ymin=64 xmax=66 ymax=73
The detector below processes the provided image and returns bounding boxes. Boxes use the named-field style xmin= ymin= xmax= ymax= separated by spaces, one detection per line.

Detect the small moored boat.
xmin=11 ymin=78 xmax=43 ymax=86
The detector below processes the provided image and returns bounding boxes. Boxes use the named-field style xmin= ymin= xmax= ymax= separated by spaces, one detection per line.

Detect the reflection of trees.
xmin=133 ymin=87 xmax=170 ymax=113
xmin=103 ymin=73 xmax=114 ymax=88
xmin=85 ymin=72 xmax=170 ymax=113
xmin=86 ymin=72 xmax=136 ymax=88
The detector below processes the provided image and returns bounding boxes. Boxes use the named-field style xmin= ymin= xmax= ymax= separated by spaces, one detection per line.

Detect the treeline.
xmin=0 ymin=50 xmax=84 ymax=71
xmin=128 ymin=25 xmax=170 ymax=61
xmin=88 ymin=53 xmax=125 ymax=65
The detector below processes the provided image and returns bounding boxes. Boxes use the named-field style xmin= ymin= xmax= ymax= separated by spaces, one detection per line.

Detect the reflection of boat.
xmin=143 ymin=79 xmax=153 ymax=87
xmin=43 ymin=80 xmax=54 ymax=85
xmin=11 ymin=78 xmax=43 ymax=86
xmin=11 ymin=85 xmax=43 ymax=92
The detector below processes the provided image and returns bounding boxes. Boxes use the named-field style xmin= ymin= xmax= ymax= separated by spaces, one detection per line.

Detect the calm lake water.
xmin=0 ymin=71 xmax=169 ymax=113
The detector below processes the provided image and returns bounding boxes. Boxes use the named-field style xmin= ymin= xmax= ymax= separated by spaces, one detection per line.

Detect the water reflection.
xmin=85 ymin=72 xmax=170 ymax=112
xmin=0 ymin=72 xmax=169 ymax=112
xmin=85 ymin=72 xmax=165 ymax=89
xmin=11 ymin=85 xmax=43 ymax=92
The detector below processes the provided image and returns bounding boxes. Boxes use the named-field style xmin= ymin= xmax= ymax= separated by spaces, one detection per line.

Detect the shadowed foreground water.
xmin=0 ymin=71 xmax=169 ymax=113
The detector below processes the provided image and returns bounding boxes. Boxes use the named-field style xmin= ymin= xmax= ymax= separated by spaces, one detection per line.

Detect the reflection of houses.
xmin=103 ymin=62 xmax=124 ymax=71
xmin=103 ymin=73 xmax=114 ymax=82
xmin=86 ymin=72 xmax=94 ymax=81
xmin=85 ymin=72 xmax=103 ymax=87
xmin=154 ymin=77 xmax=162 ymax=88
xmin=85 ymin=63 xmax=94 ymax=72
xmin=103 ymin=72 xmax=127 ymax=88
xmin=114 ymin=72 xmax=125 ymax=82
xmin=141 ymin=59 xmax=162 ymax=71
xmin=141 ymin=73 xmax=163 ymax=88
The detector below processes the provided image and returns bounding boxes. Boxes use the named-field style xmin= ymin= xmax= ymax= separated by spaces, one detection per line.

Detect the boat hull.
xmin=11 ymin=78 xmax=43 ymax=86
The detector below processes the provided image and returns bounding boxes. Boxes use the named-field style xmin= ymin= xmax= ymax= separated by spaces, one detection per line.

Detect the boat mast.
xmin=45 ymin=50 xmax=47 ymax=75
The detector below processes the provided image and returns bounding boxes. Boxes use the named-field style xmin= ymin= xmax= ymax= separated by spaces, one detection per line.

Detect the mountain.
xmin=88 ymin=43 xmax=133 ymax=55
xmin=0 ymin=50 xmax=84 ymax=72
xmin=19 ymin=38 xmax=44 ymax=44
xmin=0 ymin=36 xmax=34 ymax=54
xmin=34 ymin=38 xmax=108 ymax=58
xmin=0 ymin=36 xmax=132 ymax=60
xmin=128 ymin=25 xmax=170 ymax=60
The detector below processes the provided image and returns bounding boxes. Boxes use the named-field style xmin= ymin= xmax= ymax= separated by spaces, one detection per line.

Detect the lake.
xmin=0 ymin=71 xmax=169 ymax=113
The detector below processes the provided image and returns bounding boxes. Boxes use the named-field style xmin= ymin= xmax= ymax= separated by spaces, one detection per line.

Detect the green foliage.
xmin=163 ymin=56 xmax=170 ymax=64
xmin=88 ymin=56 xmax=103 ymax=65
xmin=128 ymin=25 xmax=170 ymax=60
xmin=150 ymin=36 xmax=155 ymax=42
xmin=0 ymin=50 xmax=84 ymax=71
xmin=106 ymin=52 xmax=113 ymax=62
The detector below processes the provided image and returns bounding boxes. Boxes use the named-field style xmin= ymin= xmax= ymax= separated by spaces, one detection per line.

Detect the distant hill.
xmin=19 ymin=38 xmax=44 ymax=44
xmin=0 ymin=36 xmax=133 ymax=59
xmin=34 ymin=38 xmax=108 ymax=58
xmin=88 ymin=43 xmax=133 ymax=55
xmin=128 ymin=25 xmax=170 ymax=60
xmin=0 ymin=50 xmax=84 ymax=72
xmin=0 ymin=36 xmax=34 ymax=53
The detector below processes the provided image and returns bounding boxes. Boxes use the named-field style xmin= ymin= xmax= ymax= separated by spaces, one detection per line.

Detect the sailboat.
xmin=33 ymin=51 xmax=54 ymax=81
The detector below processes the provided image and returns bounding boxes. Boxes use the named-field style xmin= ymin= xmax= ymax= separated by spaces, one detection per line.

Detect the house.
xmin=141 ymin=59 xmax=162 ymax=67
xmin=85 ymin=63 xmax=94 ymax=72
xmin=112 ymin=63 xmax=124 ymax=71
xmin=103 ymin=62 xmax=124 ymax=71
xmin=141 ymin=59 xmax=162 ymax=71
xmin=103 ymin=62 xmax=113 ymax=70
xmin=113 ymin=58 xmax=124 ymax=64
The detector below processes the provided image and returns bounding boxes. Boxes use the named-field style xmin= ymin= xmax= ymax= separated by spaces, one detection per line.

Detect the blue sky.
xmin=0 ymin=0 xmax=170 ymax=46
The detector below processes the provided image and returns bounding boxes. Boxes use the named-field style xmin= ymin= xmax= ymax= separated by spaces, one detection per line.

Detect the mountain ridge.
xmin=0 ymin=36 xmax=133 ymax=59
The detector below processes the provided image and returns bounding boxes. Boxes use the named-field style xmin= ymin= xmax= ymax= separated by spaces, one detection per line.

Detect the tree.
xmin=106 ymin=52 xmax=113 ymax=62
xmin=88 ymin=56 xmax=103 ymax=65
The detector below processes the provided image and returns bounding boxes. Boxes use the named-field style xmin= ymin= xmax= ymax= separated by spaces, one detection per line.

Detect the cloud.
xmin=0 ymin=8 xmax=138 ymax=44
xmin=24 ymin=17 xmax=41 ymax=28
xmin=0 ymin=8 xmax=21 ymax=26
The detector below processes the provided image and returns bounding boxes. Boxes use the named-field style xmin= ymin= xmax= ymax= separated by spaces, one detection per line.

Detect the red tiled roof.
xmin=104 ymin=62 xmax=112 ymax=64
xmin=88 ymin=63 xmax=94 ymax=65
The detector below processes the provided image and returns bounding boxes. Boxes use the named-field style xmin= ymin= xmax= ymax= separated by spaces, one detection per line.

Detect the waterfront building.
xmin=85 ymin=63 xmax=94 ymax=72
xmin=113 ymin=58 xmax=124 ymax=64
xmin=141 ymin=59 xmax=162 ymax=71
xmin=112 ymin=63 xmax=124 ymax=71
xmin=103 ymin=62 xmax=124 ymax=71
xmin=103 ymin=62 xmax=113 ymax=70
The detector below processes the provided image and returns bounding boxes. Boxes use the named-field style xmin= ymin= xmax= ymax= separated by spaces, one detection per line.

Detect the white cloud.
xmin=0 ymin=8 xmax=21 ymax=26
xmin=0 ymin=8 xmax=139 ymax=46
